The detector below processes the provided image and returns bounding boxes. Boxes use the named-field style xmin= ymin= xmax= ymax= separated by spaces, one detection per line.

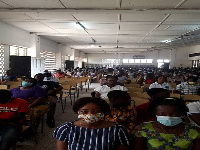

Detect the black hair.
xmin=0 ymin=90 xmax=12 ymax=100
xmin=107 ymin=90 xmax=130 ymax=101
xmin=156 ymin=74 xmax=166 ymax=81
xmin=25 ymin=77 xmax=37 ymax=85
xmin=149 ymin=97 xmax=189 ymax=117
xmin=106 ymin=75 xmax=118 ymax=80
xmin=72 ymin=97 xmax=111 ymax=115
xmin=147 ymin=88 xmax=169 ymax=98
xmin=187 ymin=76 xmax=198 ymax=82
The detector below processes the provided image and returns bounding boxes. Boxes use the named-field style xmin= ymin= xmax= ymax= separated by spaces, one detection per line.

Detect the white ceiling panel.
xmin=0 ymin=0 xmax=200 ymax=53
xmin=0 ymin=1 xmax=11 ymax=8
xmin=120 ymin=23 xmax=156 ymax=31
xmin=0 ymin=12 xmax=31 ymax=19
xmin=87 ymin=30 xmax=117 ymax=35
xmin=60 ymin=0 xmax=117 ymax=9
xmin=22 ymin=27 xmax=58 ymax=33
xmin=118 ymin=30 xmax=149 ymax=35
xmin=5 ymin=21 xmax=48 ymax=28
xmin=55 ymin=29 xmax=86 ymax=34
xmin=180 ymin=0 xmax=200 ymax=9
xmin=25 ymin=12 xmax=74 ymax=21
xmin=1 ymin=0 xmax=63 ymax=8
xmin=43 ymin=22 xmax=78 ymax=29
xmin=72 ymin=14 xmax=118 ymax=22
xmin=122 ymin=14 xmax=167 ymax=22
xmin=121 ymin=0 xmax=182 ymax=9
xmin=167 ymin=14 xmax=200 ymax=22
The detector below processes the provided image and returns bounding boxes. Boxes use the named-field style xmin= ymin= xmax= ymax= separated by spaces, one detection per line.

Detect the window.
xmin=10 ymin=46 xmax=27 ymax=56
xmin=141 ymin=59 xmax=147 ymax=63
xmin=40 ymin=51 xmax=56 ymax=72
xmin=147 ymin=59 xmax=153 ymax=63
xmin=129 ymin=59 xmax=134 ymax=63
xmin=157 ymin=59 xmax=163 ymax=63
xmin=135 ymin=59 xmax=140 ymax=63
xmin=164 ymin=59 xmax=170 ymax=63
xmin=0 ymin=45 xmax=4 ymax=76
xmin=123 ymin=59 xmax=128 ymax=63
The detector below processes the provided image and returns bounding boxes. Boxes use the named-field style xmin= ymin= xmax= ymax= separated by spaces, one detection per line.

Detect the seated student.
xmin=9 ymin=77 xmax=46 ymax=108
xmin=149 ymin=74 xmax=172 ymax=91
xmin=1 ymin=70 xmax=17 ymax=83
xmin=9 ymin=77 xmax=47 ymax=128
xmin=105 ymin=90 xmax=136 ymax=133
xmin=35 ymin=73 xmax=63 ymax=128
xmin=176 ymin=76 xmax=200 ymax=95
xmin=135 ymin=88 xmax=170 ymax=125
xmin=94 ymin=75 xmax=128 ymax=99
xmin=132 ymin=97 xmax=200 ymax=150
xmin=53 ymin=97 xmax=129 ymax=150
xmin=0 ymin=90 xmax=28 ymax=150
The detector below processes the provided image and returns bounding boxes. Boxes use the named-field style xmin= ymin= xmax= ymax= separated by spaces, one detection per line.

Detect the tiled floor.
xmin=14 ymin=83 xmax=100 ymax=150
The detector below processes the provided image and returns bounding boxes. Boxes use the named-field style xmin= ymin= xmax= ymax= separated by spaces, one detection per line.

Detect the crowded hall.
xmin=1 ymin=0 xmax=200 ymax=150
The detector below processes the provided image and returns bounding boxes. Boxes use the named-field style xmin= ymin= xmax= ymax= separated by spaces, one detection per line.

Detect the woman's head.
xmin=149 ymin=97 xmax=189 ymax=117
xmin=22 ymin=77 xmax=37 ymax=87
xmin=73 ymin=97 xmax=111 ymax=115
xmin=107 ymin=90 xmax=131 ymax=108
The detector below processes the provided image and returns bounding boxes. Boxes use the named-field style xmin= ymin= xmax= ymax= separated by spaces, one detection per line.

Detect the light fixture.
xmin=76 ymin=22 xmax=86 ymax=30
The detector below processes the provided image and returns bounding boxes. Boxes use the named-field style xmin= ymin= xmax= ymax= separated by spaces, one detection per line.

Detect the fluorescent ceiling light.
xmin=76 ymin=22 xmax=86 ymax=30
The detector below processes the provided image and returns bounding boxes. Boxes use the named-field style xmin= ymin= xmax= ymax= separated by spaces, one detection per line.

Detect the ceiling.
xmin=0 ymin=0 xmax=200 ymax=54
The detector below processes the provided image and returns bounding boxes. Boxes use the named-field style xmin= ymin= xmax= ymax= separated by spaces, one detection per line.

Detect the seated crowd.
xmin=1 ymin=66 xmax=200 ymax=150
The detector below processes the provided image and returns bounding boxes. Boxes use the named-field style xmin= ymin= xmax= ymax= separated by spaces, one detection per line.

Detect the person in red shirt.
xmin=0 ymin=90 xmax=28 ymax=150
xmin=135 ymin=88 xmax=170 ymax=125
xmin=54 ymin=69 xmax=66 ymax=79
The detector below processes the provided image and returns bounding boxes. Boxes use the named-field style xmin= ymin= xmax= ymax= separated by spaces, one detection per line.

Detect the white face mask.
xmin=78 ymin=113 xmax=104 ymax=123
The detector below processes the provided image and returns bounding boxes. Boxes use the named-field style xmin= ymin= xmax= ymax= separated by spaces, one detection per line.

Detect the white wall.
xmin=0 ymin=22 xmax=31 ymax=47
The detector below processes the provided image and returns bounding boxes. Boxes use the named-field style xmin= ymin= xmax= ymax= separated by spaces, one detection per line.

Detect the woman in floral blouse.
xmin=132 ymin=97 xmax=200 ymax=150
xmin=105 ymin=90 xmax=136 ymax=133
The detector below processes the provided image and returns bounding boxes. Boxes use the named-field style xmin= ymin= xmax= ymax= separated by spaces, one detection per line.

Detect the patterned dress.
xmin=133 ymin=122 xmax=200 ymax=150
xmin=105 ymin=106 xmax=136 ymax=133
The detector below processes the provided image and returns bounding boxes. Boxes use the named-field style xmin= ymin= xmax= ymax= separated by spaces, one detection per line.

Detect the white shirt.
xmin=187 ymin=101 xmax=200 ymax=127
xmin=94 ymin=85 xmax=128 ymax=99
xmin=149 ymin=82 xmax=172 ymax=90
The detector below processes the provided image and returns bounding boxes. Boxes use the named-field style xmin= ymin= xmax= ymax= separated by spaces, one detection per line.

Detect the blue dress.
xmin=53 ymin=121 xmax=129 ymax=150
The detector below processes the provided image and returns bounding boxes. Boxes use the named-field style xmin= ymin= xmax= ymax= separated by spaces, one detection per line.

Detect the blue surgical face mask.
xmin=22 ymin=81 xmax=33 ymax=87
xmin=156 ymin=116 xmax=182 ymax=126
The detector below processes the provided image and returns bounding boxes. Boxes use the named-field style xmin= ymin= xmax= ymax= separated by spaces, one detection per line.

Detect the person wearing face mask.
xmin=53 ymin=97 xmax=129 ymax=150
xmin=132 ymin=97 xmax=200 ymax=150
xmin=9 ymin=78 xmax=46 ymax=108
xmin=0 ymin=90 xmax=28 ymax=150
xmin=43 ymin=72 xmax=59 ymax=83
xmin=176 ymin=76 xmax=200 ymax=95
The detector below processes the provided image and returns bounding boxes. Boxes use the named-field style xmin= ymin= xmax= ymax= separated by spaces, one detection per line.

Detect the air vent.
xmin=189 ymin=53 xmax=200 ymax=57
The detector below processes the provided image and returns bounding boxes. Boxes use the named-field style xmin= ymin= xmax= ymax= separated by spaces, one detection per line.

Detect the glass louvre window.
xmin=123 ymin=59 xmax=128 ymax=63
xmin=147 ymin=59 xmax=153 ymax=63
xmin=10 ymin=46 xmax=18 ymax=56
xmin=164 ymin=59 xmax=170 ymax=63
xmin=0 ymin=45 xmax=4 ymax=76
xmin=10 ymin=46 xmax=27 ymax=56
xmin=141 ymin=59 xmax=147 ymax=63
xmin=40 ymin=51 xmax=56 ymax=72
xmin=19 ymin=47 xmax=27 ymax=56
xmin=135 ymin=59 xmax=140 ymax=63
xmin=157 ymin=59 xmax=163 ymax=63
xmin=129 ymin=59 xmax=134 ymax=63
